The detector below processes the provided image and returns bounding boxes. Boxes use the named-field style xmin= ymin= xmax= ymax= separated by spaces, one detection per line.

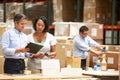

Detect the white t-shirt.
xmin=27 ymin=32 xmax=57 ymax=69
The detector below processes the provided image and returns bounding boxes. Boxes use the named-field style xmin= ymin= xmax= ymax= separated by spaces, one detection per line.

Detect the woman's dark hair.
xmin=33 ymin=16 xmax=48 ymax=32
xmin=14 ymin=13 xmax=26 ymax=22
xmin=79 ymin=25 xmax=89 ymax=33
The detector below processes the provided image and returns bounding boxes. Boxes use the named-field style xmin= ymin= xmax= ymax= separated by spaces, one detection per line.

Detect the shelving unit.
xmin=103 ymin=25 xmax=120 ymax=45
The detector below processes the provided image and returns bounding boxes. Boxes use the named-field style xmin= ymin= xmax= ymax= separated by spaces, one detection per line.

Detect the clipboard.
xmin=25 ymin=42 xmax=43 ymax=53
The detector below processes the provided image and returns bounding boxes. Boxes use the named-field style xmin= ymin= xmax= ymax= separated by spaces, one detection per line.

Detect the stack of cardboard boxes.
xmin=0 ymin=56 xmax=4 ymax=74
xmin=54 ymin=22 xmax=103 ymax=68
xmin=54 ymin=22 xmax=103 ymax=44
xmin=84 ymin=0 xmax=112 ymax=24
xmin=55 ymin=40 xmax=81 ymax=68
xmin=54 ymin=22 xmax=120 ymax=71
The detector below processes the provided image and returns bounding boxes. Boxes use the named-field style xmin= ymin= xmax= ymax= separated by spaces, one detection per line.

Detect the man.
xmin=1 ymin=13 xmax=30 ymax=74
xmin=73 ymin=26 xmax=103 ymax=70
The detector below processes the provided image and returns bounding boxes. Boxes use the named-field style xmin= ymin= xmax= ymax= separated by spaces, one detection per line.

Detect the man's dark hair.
xmin=14 ymin=13 xmax=26 ymax=22
xmin=79 ymin=26 xmax=89 ymax=33
xmin=33 ymin=16 xmax=48 ymax=32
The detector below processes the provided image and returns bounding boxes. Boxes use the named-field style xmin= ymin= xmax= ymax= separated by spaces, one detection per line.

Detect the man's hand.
xmin=15 ymin=48 xmax=30 ymax=53
xmin=95 ymin=51 xmax=104 ymax=56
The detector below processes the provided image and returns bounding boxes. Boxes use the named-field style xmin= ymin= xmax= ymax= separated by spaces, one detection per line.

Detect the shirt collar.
xmin=79 ymin=34 xmax=88 ymax=40
xmin=14 ymin=28 xmax=22 ymax=34
xmin=79 ymin=34 xmax=84 ymax=39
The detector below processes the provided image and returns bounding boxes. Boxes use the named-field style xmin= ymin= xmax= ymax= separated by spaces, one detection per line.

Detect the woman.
xmin=27 ymin=16 xmax=57 ymax=73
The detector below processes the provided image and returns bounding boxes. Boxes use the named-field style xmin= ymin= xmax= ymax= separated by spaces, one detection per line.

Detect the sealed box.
xmin=66 ymin=56 xmax=81 ymax=68
xmin=53 ymin=22 xmax=70 ymax=36
xmin=0 ymin=43 xmax=2 ymax=56
xmin=53 ymin=22 xmax=103 ymax=40
xmin=88 ymin=51 xmax=119 ymax=70
xmin=55 ymin=43 xmax=73 ymax=68
xmin=0 ymin=56 xmax=4 ymax=74
xmin=0 ymin=27 xmax=6 ymax=36
xmin=55 ymin=36 xmax=73 ymax=44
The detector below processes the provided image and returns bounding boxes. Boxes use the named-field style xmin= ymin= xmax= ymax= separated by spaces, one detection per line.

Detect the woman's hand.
xmin=31 ymin=53 xmax=45 ymax=58
xmin=48 ymin=52 xmax=56 ymax=59
xmin=38 ymin=53 xmax=45 ymax=58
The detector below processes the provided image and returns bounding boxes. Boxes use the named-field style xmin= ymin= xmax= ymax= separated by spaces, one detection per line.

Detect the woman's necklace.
xmin=34 ymin=32 xmax=46 ymax=42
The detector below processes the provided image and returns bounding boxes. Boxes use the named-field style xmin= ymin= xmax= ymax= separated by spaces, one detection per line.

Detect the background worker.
xmin=73 ymin=25 xmax=103 ymax=70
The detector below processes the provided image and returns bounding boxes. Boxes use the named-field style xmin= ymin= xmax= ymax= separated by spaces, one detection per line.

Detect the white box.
xmin=60 ymin=68 xmax=82 ymax=76
xmin=41 ymin=59 xmax=60 ymax=75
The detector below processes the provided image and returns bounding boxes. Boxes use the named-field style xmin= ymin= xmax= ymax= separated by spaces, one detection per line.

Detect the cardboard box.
xmin=85 ymin=23 xmax=103 ymax=39
xmin=88 ymin=51 xmax=119 ymax=70
xmin=94 ymin=39 xmax=103 ymax=45
xmin=70 ymin=22 xmax=103 ymax=39
xmin=55 ymin=36 xmax=73 ymax=44
xmin=56 ymin=39 xmax=73 ymax=44
xmin=84 ymin=0 xmax=112 ymax=8
xmin=0 ymin=27 xmax=6 ymax=36
xmin=54 ymin=22 xmax=103 ymax=40
xmin=70 ymin=22 xmax=104 ymax=39
xmin=53 ymin=22 xmax=70 ymax=36
xmin=118 ymin=54 xmax=120 ymax=68
xmin=0 ymin=43 xmax=2 ymax=56
xmin=83 ymin=7 xmax=96 ymax=22
xmin=62 ymin=0 xmax=77 ymax=22
xmin=55 ymin=43 xmax=73 ymax=68
xmin=53 ymin=0 xmax=63 ymax=21
xmin=0 ymin=56 xmax=4 ymax=74
xmin=102 ymin=45 xmax=120 ymax=52
xmin=84 ymin=0 xmax=112 ymax=24
xmin=84 ymin=0 xmax=96 ymax=8
xmin=66 ymin=56 xmax=81 ymax=68
xmin=62 ymin=10 xmax=76 ymax=21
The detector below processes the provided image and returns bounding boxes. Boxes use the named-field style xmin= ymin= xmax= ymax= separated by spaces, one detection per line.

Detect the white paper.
xmin=107 ymin=57 xmax=114 ymax=64
xmin=92 ymin=56 xmax=98 ymax=63
xmin=69 ymin=22 xmax=85 ymax=37
xmin=91 ymin=28 xmax=97 ymax=36
xmin=96 ymin=13 xmax=100 ymax=18
xmin=54 ymin=22 xmax=69 ymax=36
xmin=66 ymin=50 xmax=71 ymax=57
xmin=99 ymin=24 xmax=103 ymax=29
